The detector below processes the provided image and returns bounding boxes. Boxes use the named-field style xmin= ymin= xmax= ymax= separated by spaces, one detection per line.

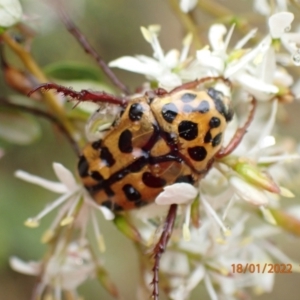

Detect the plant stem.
xmin=168 ymin=0 xmax=202 ymax=49
xmin=1 ymin=32 xmax=85 ymax=147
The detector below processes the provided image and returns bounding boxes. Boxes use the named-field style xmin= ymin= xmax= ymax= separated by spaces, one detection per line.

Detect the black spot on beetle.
xmin=129 ymin=103 xmax=144 ymax=121
xmin=207 ymin=87 xmax=232 ymax=122
xmin=122 ymin=184 xmax=141 ymax=202
xmin=178 ymin=120 xmax=198 ymax=141
xmin=204 ymin=131 xmax=212 ymax=143
xmin=91 ymin=171 xmax=104 ymax=182
xmin=78 ymin=156 xmax=89 ymax=177
xmin=161 ymin=102 xmax=178 ymax=123
xmin=100 ymin=147 xmax=115 ymax=167
xmin=104 ymin=185 xmax=115 ymax=198
xmin=118 ymin=129 xmax=133 ymax=153
xmin=164 ymin=132 xmax=178 ymax=146
xmin=209 ymin=117 xmax=221 ymax=128
xmin=181 ymin=93 xmax=197 ymax=102
xmin=188 ymin=146 xmax=207 ymax=161
xmin=212 ymin=132 xmax=222 ymax=147
xmin=91 ymin=140 xmax=102 ymax=150
xmin=85 ymin=182 xmax=103 ymax=193
xmin=142 ymin=172 xmax=166 ymax=188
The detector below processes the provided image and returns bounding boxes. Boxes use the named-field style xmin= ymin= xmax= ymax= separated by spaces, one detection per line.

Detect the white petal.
xmin=196 ymin=49 xmax=224 ymax=73
xmin=135 ymin=202 xmax=169 ymax=220
xmin=229 ymin=176 xmax=269 ymax=205
xmin=204 ymin=274 xmax=218 ymax=300
xmin=209 ymin=24 xmax=227 ymax=51
xmin=84 ymin=194 xmax=115 ymax=220
xmin=274 ymin=68 xmax=293 ymax=87
xmin=186 ymin=265 xmax=205 ymax=291
xmin=225 ymin=36 xmax=272 ymax=78
xmin=254 ymin=0 xmax=270 ymax=16
xmin=254 ymin=273 xmax=275 ymax=293
xmin=164 ymin=49 xmax=179 ymax=69
xmin=248 ymin=99 xmax=278 ymax=155
xmin=0 ymin=0 xmax=22 ymax=27
xmin=15 ymin=170 xmax=67 ymax=193
xmin=281 ymin=32 xmax=300 ymax=53
xmin=258 ymin=154 xmax=300 ymax=164
xmin=10 ymin=256 xmax=41 ymax=275
xmin=141 ymin=26 xmax=165 ymax=63
xmin=97 ymin=205 xmax=115 ymax=220
xmin=179 ymin=0 xmax=198 ymax=13
xmin=234 ymin=28 xmax=257 ymax=50
xmin=277 ymin=0 xmax=288 ymax=11
xmin=180 ymin=33 xmax=193 ymax=62
xmin=257 ymin=47 xmax=276 ymax=84
xmin=224 ymin=24 xmax=235 ymax=52
xmin=268 ymin=12 xmax=294 ymax=38
xmin=155 ymin=183 xmax=198 ymax=205
xmin=157 ymin=72 xmax=182 ymax=90
xmin=234 ymin=72 xmax=279 ymax=96
xmin=109 ymin=56 xmax=162 ymax=77
xmin=53 ymin=163 xmax=78 ymax=191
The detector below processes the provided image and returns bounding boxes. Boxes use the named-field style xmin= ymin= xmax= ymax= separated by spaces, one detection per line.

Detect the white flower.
xmin=0 ymin=0 xmax=22 ymax=27
xmin=179 ymin=0 xmax=198 ymax=13
xmin=109 ymin=25 xmax=193 ymax=90
xmin=268 ymin=12 xmax=294 ymax=39
xmin=267 ymin=12 xmax=300 ymax=66
xmin=254 ymin=0 xmax=288 ymax=16
xmin=15 ymin=162 xmax=113 ymax=249
xmin=10 ymin=240 xmax=96 ymax=297
xmin=155 ymin=183 xmax=198 ymax=205
xmin=158 ymin=212 xmax=295 ymax=300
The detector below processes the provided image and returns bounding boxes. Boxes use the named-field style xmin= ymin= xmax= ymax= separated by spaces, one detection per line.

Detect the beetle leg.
xmin=169 ymin=76 xmax=231 ymax=94
xmin=28 ymin=83 xmax=127 ymax=107
xmin=152 ymin=204 xmax=178 ymax=300
xmin=216 ymin=96 xmax=257 ymax=158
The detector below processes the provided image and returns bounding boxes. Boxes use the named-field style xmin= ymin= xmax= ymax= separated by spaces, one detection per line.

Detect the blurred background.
xmin=1 ymin=0 xmax=300 ymax=299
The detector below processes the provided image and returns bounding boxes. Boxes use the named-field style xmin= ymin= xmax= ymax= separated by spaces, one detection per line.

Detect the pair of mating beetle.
xmin=30 ymin=15 xmax=255 ymax=300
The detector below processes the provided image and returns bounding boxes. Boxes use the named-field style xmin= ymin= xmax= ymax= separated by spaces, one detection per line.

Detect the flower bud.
xmin=229 ymin=176 xmax=269 ymax=206
xmin=269 ymin=208 xmax=300 ymax=236
xmin=233 ymin=162 xmax=280 ymax=194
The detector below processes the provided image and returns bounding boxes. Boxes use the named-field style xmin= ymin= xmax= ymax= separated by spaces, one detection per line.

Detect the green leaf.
xmin=0 ymin=109 xmax=41 ymax=145
xmin=44 ymin=61 xmax=104 ymax=82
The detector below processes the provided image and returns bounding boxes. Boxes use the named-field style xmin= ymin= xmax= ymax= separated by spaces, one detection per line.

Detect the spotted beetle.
xmin=29 ymin=13 xmax=256 ymax=300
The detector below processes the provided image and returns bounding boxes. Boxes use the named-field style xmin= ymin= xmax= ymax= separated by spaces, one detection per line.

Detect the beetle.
xmin=29 ymin=13 xmax=256 ymax=300
xmin=30 ymin=77 xmax=255 ymax=299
